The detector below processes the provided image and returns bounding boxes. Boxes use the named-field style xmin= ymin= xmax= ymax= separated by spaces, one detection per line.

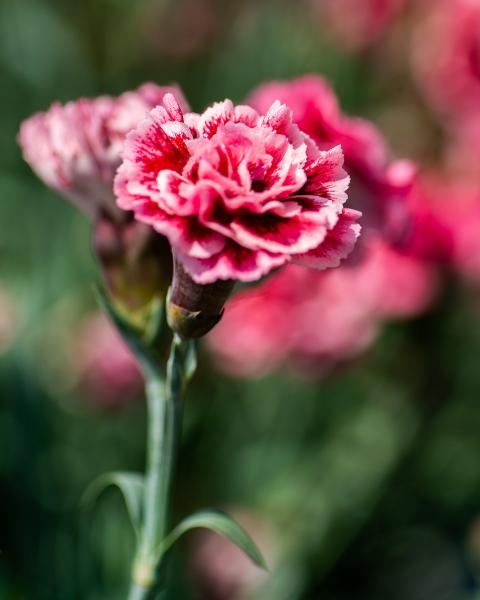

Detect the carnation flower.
xmin=247 ymin=76 xmax=415 ymax=247
xmin=207 ymin=264 xmax=379 ymax=378
xmin=115 ymin=94 xmax=360 ymax=285
xmin=207 ymin=240 xmax=438 ymax=379
xmin=412 ymin=0 xmax=480 ymax=125
xmin=18 ymin=83 xmax=189 ymax=219
xmin=115 ymin=93 xmax=361 ymax=337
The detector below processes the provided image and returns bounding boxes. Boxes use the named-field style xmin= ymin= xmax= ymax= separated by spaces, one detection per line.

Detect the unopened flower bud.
xmin=167 ymin=256 xmax=235 ymax=339
xmin=92 ymin=214 xmax=172 ymax=324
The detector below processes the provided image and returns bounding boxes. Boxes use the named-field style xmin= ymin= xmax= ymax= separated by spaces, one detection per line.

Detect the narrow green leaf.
xmin=157 ymin=509 xmax=267 ymax=569
xmin=82 ymin=471 xmax=144 ymax=539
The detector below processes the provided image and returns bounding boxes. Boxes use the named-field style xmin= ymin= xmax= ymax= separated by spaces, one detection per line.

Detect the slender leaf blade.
xmin=82 ymin=471 xmax=144 ymax=538
xmin=158 ymin=509 xmax=267 ymax=569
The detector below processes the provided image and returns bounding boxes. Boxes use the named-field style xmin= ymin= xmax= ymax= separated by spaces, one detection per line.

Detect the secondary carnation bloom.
xmin=207 ymin=240 xmax=438 ymax=379
xmin=115 ymin=94 xmax=361 ymax=285
xmin=412 ymin=0 xmax=480 ymax=125
xmin=18 ymin=83 xmax=189 ymax=219
xmin=408 ymin=173 xmax=480 ymax=285
xmin=247 ymin=76 xmax=415 ymax=247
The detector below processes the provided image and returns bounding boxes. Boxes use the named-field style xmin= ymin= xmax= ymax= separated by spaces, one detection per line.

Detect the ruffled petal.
xmin=293 ymin=208 xmax=362 ymax=269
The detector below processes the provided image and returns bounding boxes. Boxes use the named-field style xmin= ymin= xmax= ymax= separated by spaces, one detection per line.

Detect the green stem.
xmin=128 ymin=335 xmax=189 ymax=599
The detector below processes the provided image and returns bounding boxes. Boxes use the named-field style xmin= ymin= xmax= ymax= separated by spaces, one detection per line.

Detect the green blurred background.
xmin=2 ymin=0 xmax=480 ymax=598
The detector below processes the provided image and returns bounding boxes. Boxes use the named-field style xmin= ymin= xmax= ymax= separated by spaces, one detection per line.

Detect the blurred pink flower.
xmin=207 ymin=238 xmax=437 ymax=378
xmin=115 ymin=94 xmax=361 ymax=284
xmin=248 ymin=76 xmax=415 ymax=247
xmin=412 ymin=0 xmax=480 ymax=125
xmin=364 ymin=239 xmax=439 ymax=318
xmin=405 ymin=171 xmax=480 ymax=284
xmin=405 ymin=173 xmax=457 ymax=264
xmin=18 ymin=83 xmax=189 ymax=219
xmin=311 ymin=0 xmax=407 ymax=50
xmin=74 ymin=312 xmax=142 ymax=407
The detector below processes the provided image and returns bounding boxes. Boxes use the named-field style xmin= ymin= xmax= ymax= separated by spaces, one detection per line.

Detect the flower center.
xmin=251 ymin=179 xmax=266 ymax=192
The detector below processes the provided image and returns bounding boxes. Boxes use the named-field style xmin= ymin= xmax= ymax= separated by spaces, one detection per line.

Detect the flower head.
xmin=247 ymin=76 xmax=415 ymax=246
xmin=115 ymin=94 xmax=361 ymax=285
xmin=18 ymin=83 xmax=189 ymax=220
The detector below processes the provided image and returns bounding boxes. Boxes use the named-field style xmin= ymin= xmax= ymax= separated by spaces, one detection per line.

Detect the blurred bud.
xmin=92 ymin=215 xmax=172 ymax=326
xmin=167 ymin=255 xmax=235 ymax=339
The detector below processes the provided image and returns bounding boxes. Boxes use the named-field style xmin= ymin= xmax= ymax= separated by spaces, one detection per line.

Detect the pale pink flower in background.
xmin=115 ymin=94 xmax=361 ymax=284
xmin=18 ymin=83 xmax=189 ymax=219
xmin=310 ymin=0 xmax=407 ymax=50
xmin=190 ymin=508 xmax=273 ymax=600
xmin=207 ymin=238 xmax=438 ymax=378
xmin=207 ymin=263 xmax=379 ymax=378
xmin=73 ymin=312 xmax=142 ymax=406
xmin=288 ymin=264 xmax=381 ymax=371
xmin=405 ymin=171 xmax=480 ymax=285
xmin=412 ymin=0 xmax=480 ymax=125
xmin=206 ymin=271 xmax=300 ymax=378
xmin=405 ymin=173 xmax=458 ymax=264
xmin=248 ymin=76 xmax=415 ymax=248
xmin=364 ymin=239 xmax=439 ymax=318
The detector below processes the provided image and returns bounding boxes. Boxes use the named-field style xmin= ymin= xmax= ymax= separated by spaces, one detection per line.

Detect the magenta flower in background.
xmin=207 ymin=264 xmax=378 ymax=378
xmin=412 ymin=0 xmax=480 ymax=126
xmin=115 ymin=94 xmax=361 ymax=284
xmin=408 ymin=173 xmax=480 ymax=286
xmin=247 ymin=76 xmax=415 ymax=248
xmin=207 ymin=236 xmax=437 ymax=379
xmin=18 ymin=83 xmax=189 ymax=220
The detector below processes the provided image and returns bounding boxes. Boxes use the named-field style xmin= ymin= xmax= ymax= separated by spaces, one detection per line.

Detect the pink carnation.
xmin=362 ymin=239 xmax=439 ymax=319
xmin=18 ymin=83 xmax=189 ymax=219
xmin=207 ymin=239 xmax=438 ymax=378
xmin=405 ymin=173 xmax=457 ymax=264
xmin=207 ymin=264 xmax=378 ymax=378
xmin=247 ymin=76 xmax=415 ymax=247
xmin=412 ymin=0 xmax=480 ymax=125
xmin=115 ymin=94 xmax=361 ymax=284
xmin=311 ymin=0 xmax=407 ymax=50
